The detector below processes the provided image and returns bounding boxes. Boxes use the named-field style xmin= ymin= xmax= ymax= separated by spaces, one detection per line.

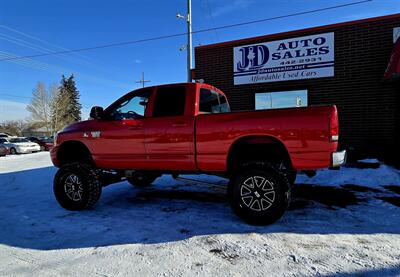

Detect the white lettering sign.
xmin=233 ymin=33 xmax=334 ymax=85
xmin=394 ymin=27 xmax=400 ymax=43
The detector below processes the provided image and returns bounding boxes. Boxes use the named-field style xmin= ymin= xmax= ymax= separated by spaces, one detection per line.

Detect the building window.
xmin=255 ymin=90 xmax=308 ymax=110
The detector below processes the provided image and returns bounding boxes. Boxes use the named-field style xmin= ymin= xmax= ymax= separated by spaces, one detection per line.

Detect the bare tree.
xmin=0 ymin=120 xmax=31 ymax=136
xmin=26 ymin=82 xmax=52 ymax=132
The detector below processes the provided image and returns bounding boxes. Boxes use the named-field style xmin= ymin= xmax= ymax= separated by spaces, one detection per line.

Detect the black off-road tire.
xmin=53 ymin=163 xmax=102 ymax=210
xmin=127 ymin=174 xmax=158 ymax=187
xmin=287 ymin=171 xmax=297 ymax=185
xmin=227 ymin=162 xmax=291 ymax=225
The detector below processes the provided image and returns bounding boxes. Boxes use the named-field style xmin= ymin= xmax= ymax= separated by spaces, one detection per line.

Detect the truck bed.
xmin=195 ymin=105 xmax=337 ymax=171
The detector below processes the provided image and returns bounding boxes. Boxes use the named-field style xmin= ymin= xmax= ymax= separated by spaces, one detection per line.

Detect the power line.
xmin=0 ymin=51 xmax=51 ymax=71
xmin=0 ymin=94 xmax=32 ymax=99
xmin=0 ymin=93 xmax=92 ymax=110
xmin=0 ymin=25 xmax=135 ymax=79
xmin=0 ymin=50 xmax=132 ymax=88
xmin=0 ymin=0 xmax=372 ymax=62
xmin=0 ymin=33 xmax=58 ymax=54
xmin=0 ymin=24 xmax=96 ymax=62
xmin=0 ymin=32 xmax=107 ymax=69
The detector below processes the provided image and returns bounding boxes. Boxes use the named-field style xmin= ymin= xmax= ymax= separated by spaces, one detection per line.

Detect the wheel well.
xmin=57 ymin=141 xmax=93 ymax=166
xmin=227 ymin=136 xmax=292 ymax=174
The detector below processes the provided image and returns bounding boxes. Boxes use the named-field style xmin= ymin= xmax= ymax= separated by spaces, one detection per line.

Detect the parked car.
xmin=51 ymin=82 xmax=346 ymax=225
xmin=0 ymin=132 xmax=14 ymax=138
xmin=0 ymin=145 xmax=9 ymax=156
xmin=0 ymin=137 xmax=41 ymax=154
xmin=26 ymin=136 xmax=54 ymax=151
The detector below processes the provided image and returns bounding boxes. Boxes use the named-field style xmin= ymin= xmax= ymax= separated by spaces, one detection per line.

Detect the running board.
xmin=174 ymin=176 xmax=227 ymax=188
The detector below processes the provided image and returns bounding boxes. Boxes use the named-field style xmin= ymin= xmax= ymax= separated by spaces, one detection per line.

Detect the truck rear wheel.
xmin=227 ymin=162 xmax=291 ymax=225
xmin=54 ymin=163 xmax=102 ymax=210
xmin=127 ymin=174 xmax=158 ymax=187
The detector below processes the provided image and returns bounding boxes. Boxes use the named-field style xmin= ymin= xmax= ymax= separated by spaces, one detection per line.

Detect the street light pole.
xmin=187 ymin=0 xmax=192 ymax=83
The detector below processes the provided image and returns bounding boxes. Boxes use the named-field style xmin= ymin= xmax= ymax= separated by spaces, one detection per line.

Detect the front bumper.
xmin=50 ymin=146 xmax=60 ymax=167
xmin=44 ymin=144 xmax=54 ymax=151
xmin=17 ymin=146 xmax=41 ymax=153
xmin=332 ymin=150 xmax=347 ymax=167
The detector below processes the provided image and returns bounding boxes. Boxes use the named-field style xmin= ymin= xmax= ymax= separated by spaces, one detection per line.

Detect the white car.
xmin=0 ymin=137 xmax=41 ymax=154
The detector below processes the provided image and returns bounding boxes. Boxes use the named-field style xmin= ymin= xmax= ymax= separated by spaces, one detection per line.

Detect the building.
xmin=21 ymin=127 xmax=51 ymax=138
xmin=194 ymin=14 xmax=400 ymax=163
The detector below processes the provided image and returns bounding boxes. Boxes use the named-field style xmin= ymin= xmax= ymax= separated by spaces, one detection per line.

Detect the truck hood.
xmin=62 ymin=120 xmax=93 ymax=132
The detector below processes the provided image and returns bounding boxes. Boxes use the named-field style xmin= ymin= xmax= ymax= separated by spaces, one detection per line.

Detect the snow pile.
xmin=296 ymin=159 xmax=400 ymax=188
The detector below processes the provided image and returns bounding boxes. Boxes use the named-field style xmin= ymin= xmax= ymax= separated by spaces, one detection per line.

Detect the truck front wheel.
xmin=53 ymin=163 xmax=102 ymax=210
xmin=227 ymin=162 xmax=291 ymax=225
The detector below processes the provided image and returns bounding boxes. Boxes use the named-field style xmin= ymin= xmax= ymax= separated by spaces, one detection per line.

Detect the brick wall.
xmin=194 ymin=15 xmax=400 ymax=162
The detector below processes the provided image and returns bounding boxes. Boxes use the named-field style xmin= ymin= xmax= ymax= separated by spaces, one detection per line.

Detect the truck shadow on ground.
xmin=0 ymin=167 xmax=399 ymax=250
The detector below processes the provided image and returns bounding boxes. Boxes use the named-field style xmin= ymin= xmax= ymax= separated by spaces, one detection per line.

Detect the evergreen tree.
xmin=50 ymin=75 xmax=82 ymax=133
xmin=60 ymin=74 xmax=82 ymax=123
xmin=50 ymin=84 xmax=67 ymax=134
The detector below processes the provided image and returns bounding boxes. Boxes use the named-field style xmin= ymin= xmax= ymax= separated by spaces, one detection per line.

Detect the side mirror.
xmin=90 ymin=106 xmax=104 ymax=120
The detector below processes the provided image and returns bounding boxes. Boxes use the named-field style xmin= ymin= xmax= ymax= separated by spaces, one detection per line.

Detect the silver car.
xmin=0 ymin=137 xmax=41 ymax=154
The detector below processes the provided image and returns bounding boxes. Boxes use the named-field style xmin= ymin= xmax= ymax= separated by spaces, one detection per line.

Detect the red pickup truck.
xmin=51 ymin=82 xmax=346 ymax=225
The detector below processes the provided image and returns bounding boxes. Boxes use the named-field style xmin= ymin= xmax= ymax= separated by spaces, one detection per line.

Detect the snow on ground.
xmin=0 ymin=151 xmax=52 ymax=173
xmin=296 ymin=159 xmax=400 ymax=189
xmin=0 ymin=152 xmax=400 ymax=276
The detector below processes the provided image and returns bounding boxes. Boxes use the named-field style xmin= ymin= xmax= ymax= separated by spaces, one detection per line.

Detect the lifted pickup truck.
xmin=51 ymin=82 xmax=346 ymax=225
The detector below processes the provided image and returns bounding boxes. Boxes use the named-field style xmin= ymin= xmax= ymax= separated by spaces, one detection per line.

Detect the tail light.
xmin=330 ymin=105 xmax=339 ymax=141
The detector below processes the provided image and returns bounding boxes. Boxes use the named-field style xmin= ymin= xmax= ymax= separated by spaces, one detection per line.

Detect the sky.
xmin=0 ymin=0 xmax=399 ymax=121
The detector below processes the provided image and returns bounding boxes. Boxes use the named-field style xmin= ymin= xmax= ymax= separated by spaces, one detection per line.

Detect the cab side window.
xmin=217 ymin=93 xmax=230 ymax=113
xmin=152 ymin=86 xmax=186 ymax=117
xmin=110 ymin=90 xmax=151 ymax=120
xmin=199 ymin=88 xmax=230 ymax=113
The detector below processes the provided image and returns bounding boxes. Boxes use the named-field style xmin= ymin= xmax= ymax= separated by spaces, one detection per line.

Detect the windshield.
xmin=109 ymin=90 xmax=151 ymax=120
xmin=10 ymin=138 xmax=29 ymax=143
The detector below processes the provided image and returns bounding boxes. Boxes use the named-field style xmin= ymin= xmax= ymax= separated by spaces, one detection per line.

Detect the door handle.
xmin=128 ymin=124 xmax=142 ymax=130
xmin=172 ymin=123 xmax=187 ymax=127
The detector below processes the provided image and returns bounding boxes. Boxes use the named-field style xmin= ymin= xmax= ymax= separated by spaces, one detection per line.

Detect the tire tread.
xmin=228 ymin=161 xmax=291 ymax=225
xmin=54 ymin=162 xmax=102 ymax=210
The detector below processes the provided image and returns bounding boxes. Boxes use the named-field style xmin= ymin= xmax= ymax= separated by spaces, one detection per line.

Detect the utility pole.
xmin=177 ymin=0 xmax=193 ymax=82
xmin=187 ymin=0 xmax=192 ymax=83
xmin=135 ymin=72 xmax=151 ymax=88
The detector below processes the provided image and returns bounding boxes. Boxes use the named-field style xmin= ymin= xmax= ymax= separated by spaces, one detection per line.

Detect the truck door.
xmin=144 ymin=85 xmax=196 ymax=171
xmin=89 ymin=89 xmax=151 ymax=169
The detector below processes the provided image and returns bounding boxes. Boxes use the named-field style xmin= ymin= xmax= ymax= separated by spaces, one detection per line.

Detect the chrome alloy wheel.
xmin=64 ymin=174 xmax=84 ymax=202
xmin=240 ymin=176 xmax=275 ymax=211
